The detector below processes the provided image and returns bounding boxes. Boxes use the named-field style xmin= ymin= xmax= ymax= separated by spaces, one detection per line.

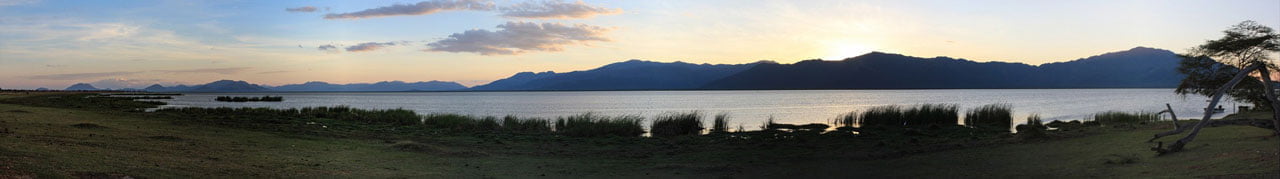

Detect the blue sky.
xmin=1 ymin=0 xmax=1277 ymax=89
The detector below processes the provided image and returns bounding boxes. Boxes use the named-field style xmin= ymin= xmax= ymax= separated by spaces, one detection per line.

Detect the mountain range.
xmin=142 ymin=80 xmax=467 ymax=92
xmin=67 ymin=47 xmax=1190 ymax=92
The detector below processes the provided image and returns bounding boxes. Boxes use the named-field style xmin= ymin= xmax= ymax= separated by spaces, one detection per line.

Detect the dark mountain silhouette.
xmin=703 ymin=47 xmax=1187 ymax=89
xmin=271 ymin=81 xmax=466 ymax=91
xmin=471 ymin=59 xmax=760 ymax=91
xmin=64 ymin=83 xmax=99 ymax=91
xmin=188 ymin=80 xmax=271 ymax=92
xmin=142 ymin=80 xmax=466 ymax=92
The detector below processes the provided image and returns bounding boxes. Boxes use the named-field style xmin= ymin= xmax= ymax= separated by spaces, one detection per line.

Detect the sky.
xmin=0 ymin=0 xmax=1278 ymax=89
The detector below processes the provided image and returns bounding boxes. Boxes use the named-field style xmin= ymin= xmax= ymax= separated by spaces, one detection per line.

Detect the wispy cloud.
xmin=425 ymin=21 xmax=612 ymax=55
xmin=27 ymin=71 xmax=142 ymax=80
xmin=0 ymin=0 xmax=39 ymax=7
xmin=153 ymin=67 xmax=251 ymax=75
xmin=500 ymin=0 xmax=621 ymax=19
xmin=285 ymin=6 xmax=319 ymax=13
xmin=324 ymin=0 xmax=494 ymax=20
xmin=318 ymin=44 xmax=340 ymax=52
xmin=346 ymin=41 xmax=402 ymax=52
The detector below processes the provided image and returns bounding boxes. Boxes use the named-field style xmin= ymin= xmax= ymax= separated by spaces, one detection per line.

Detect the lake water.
xmin=145 ymin=89 xmax=1238 ymax=128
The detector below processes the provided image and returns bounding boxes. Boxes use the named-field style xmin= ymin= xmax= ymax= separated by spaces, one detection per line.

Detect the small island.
xmin=214 ymin=96 xmax=283 ymax=102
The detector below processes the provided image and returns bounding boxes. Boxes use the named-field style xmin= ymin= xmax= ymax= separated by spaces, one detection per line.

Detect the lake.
xmin=145 ymin=89 xmax=1237 ymax=128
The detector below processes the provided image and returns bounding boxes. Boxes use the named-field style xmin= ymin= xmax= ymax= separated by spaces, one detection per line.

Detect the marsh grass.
xmin=501 ymin=115 xmax=552 ymax=133
xmin=554 ymin=113 xmax=645 ymax=137
xmin=858 ymin=105 xmax=903 ymax=129
xmin=854 ymin=104 xmax=959 ymax=129
xmin=650 ymin=111 xmax=704 ymax=137
xmin=965 ymin=103 xmax=1013 ymax=131
xmin=1016 ymin=114 xmax=1048 ymax=139
xmin=710 ymin=113 xmax=730 ymax=134
xmin=214 ymin=96 xmax=283 ymax=102
xmin=1093 ymin=111 xmax=1159 ymax=126
xmin=904 ymin=104 xmax=959 ymax=126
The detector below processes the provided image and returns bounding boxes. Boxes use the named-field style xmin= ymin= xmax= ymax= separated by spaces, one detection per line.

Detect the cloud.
xmin=318 ymin=44 xmax=340 ymax=52
xmin=500 ymin=0 xmax=621 ymax=19
xmin=0 ymin=0 xmax=39 ymax=7
xmin=153 ymin=67 xmax=251 ymax=75
xmin=346 ymin=42 xmax=401 ymax=52
xmin=286 ymin=6 xmax=319 ymax=13
xmin=27 ymin=71 xmax=142 ymax=80
xmin=324 ymin=0 xmax=494 ymax=20
xmin=425 ymin=21 xmax=611 ymax=55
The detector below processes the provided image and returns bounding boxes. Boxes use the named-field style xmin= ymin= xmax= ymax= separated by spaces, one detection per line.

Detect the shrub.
xmin=651 ymin=111 xmax=704 ymax=137
xmin=965 ymin=103 xmax=1013 ymax=131
xmin=554 ymin=113 xmax=645 ymax=137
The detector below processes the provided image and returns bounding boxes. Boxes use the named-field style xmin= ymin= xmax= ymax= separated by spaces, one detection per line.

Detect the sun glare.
xmin=822 ymin=43 xmax=875 ymax=61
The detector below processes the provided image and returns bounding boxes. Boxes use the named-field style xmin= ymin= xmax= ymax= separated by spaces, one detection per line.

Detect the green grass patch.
xmin=554 ymin=113 xmax=645 ymax=137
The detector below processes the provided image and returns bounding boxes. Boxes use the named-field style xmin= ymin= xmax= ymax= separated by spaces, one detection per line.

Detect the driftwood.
xmin=1152 ymin=63 xmax=1261 ymax=155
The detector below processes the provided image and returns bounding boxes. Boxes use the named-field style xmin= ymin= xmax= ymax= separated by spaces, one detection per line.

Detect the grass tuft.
xmin=554 ymin=113 xmax=645 ymax=137
xmin=650 ymin=111 xmax=704 ymax=137
xmin=1093 ymin=111 xmax=1159 ymax=126
xmin=965 ymin=103 xmax=1013 ymax=131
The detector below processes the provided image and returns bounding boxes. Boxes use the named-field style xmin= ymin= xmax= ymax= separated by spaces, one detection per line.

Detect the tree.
xmin=1153 ymin=20 xmax=1280 ymax=154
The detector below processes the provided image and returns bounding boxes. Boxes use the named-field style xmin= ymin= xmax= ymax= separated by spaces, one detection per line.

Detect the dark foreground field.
xmin=0 ymin=93 xmax=1276 ymax=178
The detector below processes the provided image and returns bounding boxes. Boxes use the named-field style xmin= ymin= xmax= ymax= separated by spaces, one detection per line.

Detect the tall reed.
xmin=964 ymin=103 xmax=1013 ymax=131
xmin=651 ymin=111 xmax=704 ymax=137
xmin=554 ymin=113 xmax=645 ymax=137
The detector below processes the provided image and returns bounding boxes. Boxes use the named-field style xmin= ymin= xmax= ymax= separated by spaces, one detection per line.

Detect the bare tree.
xmin=1152 ymin=21 xmax=1280 ymax=154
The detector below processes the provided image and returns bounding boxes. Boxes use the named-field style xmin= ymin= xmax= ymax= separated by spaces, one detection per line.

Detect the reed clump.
xmin=214 ymin=96 xmax=283 ymax=102
xmin=501 ymin=115 xmax=552 ymax=133
xmin=709 ymin=113 xmax=730 ymax=134
xmin=1015 ymin=114 xmax=1048 ymax=139
xmin=650 ymin=111 xmax=704 ymax=137
xmin=855 ymin=104 xmax=959 ymax=129
xmin=1093 ymin=111 xmax=1158 ymax=126
xmin=965 ymin=103 xmax=1013 ymax=131
xmin=554 ymin=113 xmax=645 ymax=137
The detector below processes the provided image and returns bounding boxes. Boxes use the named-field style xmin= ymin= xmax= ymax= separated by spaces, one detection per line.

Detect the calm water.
xmin=146 ymin=89 xmax=1236 ymax=128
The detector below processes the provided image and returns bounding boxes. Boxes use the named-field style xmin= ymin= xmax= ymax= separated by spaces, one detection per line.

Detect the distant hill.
xmin=470 ymin=60 xmax=760 ymax=91
xmin=702 ymin=47 xmax=1187 ymax=89
xmin=271 ymin=81 xmax=466 ymax=91
xmin=64 ymin=83 xmax=100 ymax=91
xmin=142 ymin=80 xmax=466 ymax=92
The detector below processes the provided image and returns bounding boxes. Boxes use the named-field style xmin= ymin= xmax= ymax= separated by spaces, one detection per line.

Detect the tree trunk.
xmin=1148 ymin=103 xmax=1181 ymax=142
xmin=1255 ymin=67 xmax=1280 ymax=136
xmin=1154 ymin=63 xmax=1262 ymax=155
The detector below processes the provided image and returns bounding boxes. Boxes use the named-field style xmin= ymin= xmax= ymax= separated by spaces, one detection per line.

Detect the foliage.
xmin=1175 ymin=20 xmax=1280 ymax=107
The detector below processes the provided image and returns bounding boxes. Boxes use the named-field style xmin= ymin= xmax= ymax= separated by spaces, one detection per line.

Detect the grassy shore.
xmin=0 ymin=92 xmax=1275 ymax=178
